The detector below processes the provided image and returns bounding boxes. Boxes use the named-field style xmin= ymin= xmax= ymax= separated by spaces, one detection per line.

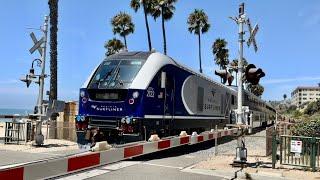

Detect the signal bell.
xmin=245 ymin=64 xmax=265 ymax=85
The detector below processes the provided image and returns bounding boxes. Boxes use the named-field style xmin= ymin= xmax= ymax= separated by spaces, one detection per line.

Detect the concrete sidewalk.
xmin=185 ymin=163 xmax=320 ymax=180
xmin=0 ymin=139 xmax=83 ymax=168
xmin=192 ymin=129 xmax=320 ymax=180
xmin=182 ymin=165 xmax=291 ymax=180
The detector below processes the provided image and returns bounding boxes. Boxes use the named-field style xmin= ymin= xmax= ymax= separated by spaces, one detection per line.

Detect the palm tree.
xmin=212 ymin=38 xmax=229 ymax=82
xmin=247 ymin=83 xmax=264 ymax=97
xmin=151 ymin=0 xmax=177 ymax=55
xmin=111 ymin=12 xmax=135 ymax=49
xmin=187 ymin=9 xmax=210 ymax=74
xmin=130 ymin=0 xmax=154 ymax=51
xmin=229 ymin=58 xmax=248 ymax=86
xmin=48 ymin=0 xmax=58 ymax=102
xmin=105 ymin=38 xmax=125 ymax=56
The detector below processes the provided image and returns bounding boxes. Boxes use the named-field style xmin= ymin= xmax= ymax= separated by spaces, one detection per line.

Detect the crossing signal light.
xmin=20 ymin=75 xmax=32 ymax=88
xmin=245 ymin=64 xmax=265 ymax=85
xmin=215 ymin=70 xmax=234 ymax=86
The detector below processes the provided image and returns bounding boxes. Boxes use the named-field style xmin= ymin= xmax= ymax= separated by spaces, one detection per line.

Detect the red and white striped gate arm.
xmin=0 ymin=128 xmax=238 ymax=180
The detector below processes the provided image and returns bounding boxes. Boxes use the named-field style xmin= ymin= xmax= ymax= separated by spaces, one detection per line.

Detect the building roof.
xmin=292 ymin=86 xmax=320 ymax=94
xmin=296 ymin=86 xmax=320 ymax=89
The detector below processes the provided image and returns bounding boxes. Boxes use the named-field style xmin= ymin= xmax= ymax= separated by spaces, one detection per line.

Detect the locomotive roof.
xmin=105 ymin=51 xmax=152 ymax=60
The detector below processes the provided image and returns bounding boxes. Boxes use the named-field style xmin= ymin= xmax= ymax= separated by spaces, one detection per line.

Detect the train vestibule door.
xmin=161 ymin=72 xmax=175 ymax=135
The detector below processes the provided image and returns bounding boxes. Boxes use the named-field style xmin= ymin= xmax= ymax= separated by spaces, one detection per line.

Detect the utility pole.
xmin=35 ymin=15 xmax=49 ymax=146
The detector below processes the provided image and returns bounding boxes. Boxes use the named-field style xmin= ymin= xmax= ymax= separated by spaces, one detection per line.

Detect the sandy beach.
xmin=0 ymin=122 xmax=4 ymax=138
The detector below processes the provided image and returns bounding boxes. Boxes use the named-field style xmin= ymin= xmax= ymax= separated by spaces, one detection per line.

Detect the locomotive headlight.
xmin=80 ymin=90 xmax=85 ymax=98
xmin=121 ymin=117 xmax=126 ymax=123
xmin=125 ymin=117 xmax=131 ymax=124
xmin=132 ymin=91 xmax=139 ymax=99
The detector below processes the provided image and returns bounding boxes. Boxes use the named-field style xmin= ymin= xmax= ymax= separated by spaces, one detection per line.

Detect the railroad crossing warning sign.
xmin=247 ymin=18 xmax=259 ymax=52
xmin=29 ymin=32 xmax=44 ymax=55
xmin=290 ymin=140 xmax=302 ymax=153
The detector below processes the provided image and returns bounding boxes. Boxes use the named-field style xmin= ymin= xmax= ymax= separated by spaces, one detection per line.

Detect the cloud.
xmin=262 ymin=76 xmax=320 ymax=84
xmin=0 ymin=79 xmax=19 ymax=84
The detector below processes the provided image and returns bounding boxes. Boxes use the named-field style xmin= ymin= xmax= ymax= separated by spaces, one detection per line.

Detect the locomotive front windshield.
xmin=88 ymin=59 xmax=144 ymax=89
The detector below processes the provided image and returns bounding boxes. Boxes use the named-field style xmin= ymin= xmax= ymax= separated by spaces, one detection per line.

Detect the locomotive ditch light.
xmin=245 ymin=64 xmax=265 ymax=85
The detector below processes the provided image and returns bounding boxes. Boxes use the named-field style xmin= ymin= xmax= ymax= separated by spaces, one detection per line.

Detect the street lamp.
xmin=20 ymin=58 xmax=43 ymax=87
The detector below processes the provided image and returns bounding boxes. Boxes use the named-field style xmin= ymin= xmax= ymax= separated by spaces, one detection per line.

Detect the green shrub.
xmin=293 ymin=110 xmax=302 ymax=118
xmin=291 ymin=118 xmax=320 ymax=137
xmin=304 ymin=100 xmax=320 ymax=115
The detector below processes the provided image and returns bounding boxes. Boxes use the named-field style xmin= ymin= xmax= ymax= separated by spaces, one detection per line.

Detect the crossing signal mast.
xmin=20 ymin=16 xmax=49 ymax=146
xmin=229 ymin=3 xmax=264 ymax=165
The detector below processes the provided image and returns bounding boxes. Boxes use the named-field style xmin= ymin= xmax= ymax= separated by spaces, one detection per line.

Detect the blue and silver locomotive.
xmin=77 ymin=51 xmax=275 ymax=144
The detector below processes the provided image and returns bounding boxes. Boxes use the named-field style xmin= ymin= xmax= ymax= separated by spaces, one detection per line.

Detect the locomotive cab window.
xmin=88 ymin=59 xmax=145 ymax=89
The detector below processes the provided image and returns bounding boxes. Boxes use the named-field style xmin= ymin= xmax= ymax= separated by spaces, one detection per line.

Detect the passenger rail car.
xmin=76 ymin=51 xmax=275 ymax=143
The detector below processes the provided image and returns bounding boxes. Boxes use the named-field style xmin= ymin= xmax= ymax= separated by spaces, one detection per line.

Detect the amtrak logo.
xmin=91 ymin=105 xmax=123 ymax=112
xmin=147 ymin=87 xmax=155 ymax=98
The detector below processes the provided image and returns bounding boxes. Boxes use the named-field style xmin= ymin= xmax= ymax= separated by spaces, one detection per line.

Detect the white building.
xmin=291 ymin=86 xmax=320 ymax=107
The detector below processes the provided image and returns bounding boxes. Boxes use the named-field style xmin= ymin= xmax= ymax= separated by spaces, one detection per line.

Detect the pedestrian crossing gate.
xmin=272 ymin=134 xmax=320 ymax=172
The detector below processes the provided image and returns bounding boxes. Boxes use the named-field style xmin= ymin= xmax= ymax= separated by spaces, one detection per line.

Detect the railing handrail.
xmin=280 ymin=134 xmax=320 ymax=140
xmin=0 ymin=115 xmax=29 ymax=119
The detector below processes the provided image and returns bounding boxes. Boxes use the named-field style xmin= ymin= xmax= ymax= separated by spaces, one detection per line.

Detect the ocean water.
xmin=0 ymin=108 xmax=32 ymax=115
xmin=0 ymin=108 xmax=32 ymax=122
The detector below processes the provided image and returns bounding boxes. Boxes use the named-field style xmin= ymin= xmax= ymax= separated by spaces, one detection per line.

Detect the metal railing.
xmin=272 ymin=133 xmax=320 ymax=171
xmin=4 ymin=122 xmax=32 ymax=144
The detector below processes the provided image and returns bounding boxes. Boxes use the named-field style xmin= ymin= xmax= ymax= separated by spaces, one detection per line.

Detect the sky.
xmin=0 ymin=0 xmax=320 ymax=109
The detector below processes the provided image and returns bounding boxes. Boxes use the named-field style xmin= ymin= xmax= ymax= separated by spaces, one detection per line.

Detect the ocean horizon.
xmin=0 ymin=108 xmax=32 ymax=122
xmin=0 ymin=108 xmax=32 ymax=115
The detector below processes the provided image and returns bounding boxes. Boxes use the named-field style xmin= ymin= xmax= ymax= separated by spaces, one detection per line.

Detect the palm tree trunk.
xmin=161 ymin=9 xmax=167 ymax=55
xmin=48 ymin=0 xmax=58 ymax=139
xmin=198 ymin=32 xmax=202 ymax=73
xmin=48 ymin=0 xmax=58 ymax=102
xmin=143 ymin=5 xmax=152 ymax=51
xmin=123 ymin=36 xmax=127 ymax=49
